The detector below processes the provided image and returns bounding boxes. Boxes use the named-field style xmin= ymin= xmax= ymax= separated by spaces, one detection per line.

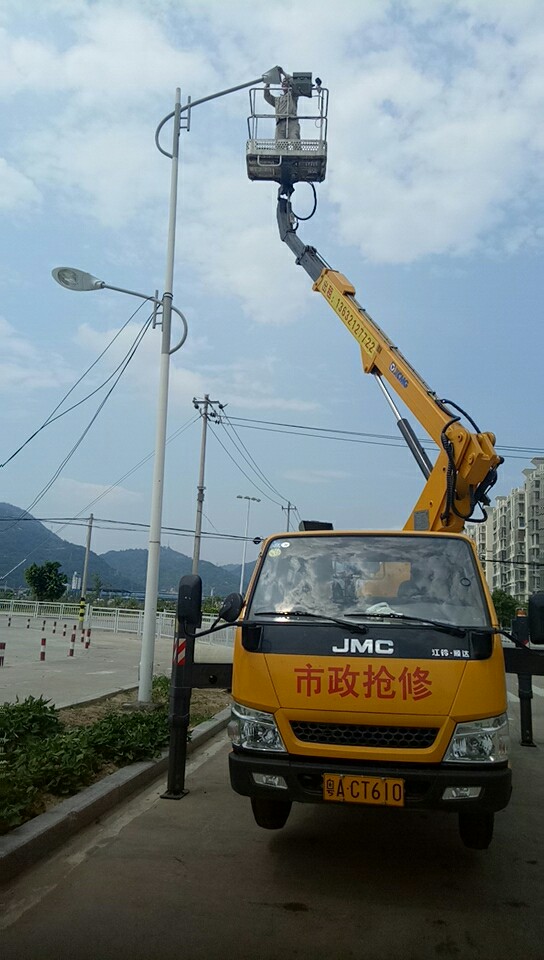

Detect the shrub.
xmin=0 ymin=689 xmax=170 ymax=833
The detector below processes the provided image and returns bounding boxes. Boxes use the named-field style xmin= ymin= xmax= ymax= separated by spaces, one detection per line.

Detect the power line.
xmin=226 ymin=416 xmax=544 ymax=460
xmin=0 ymin=514 xmax=261 ymax=543
xmin=207 ymin=421 xmax=286 ymax=508
xmin=481 ymin=555 xmax=544 ymax=568
xmin=0 ymin=299 xmax=148 ymax=469
xmin=219 ymin=412 xmax=292 ymax=503
xmin=0 ymin=312 xmax=154 ymax=537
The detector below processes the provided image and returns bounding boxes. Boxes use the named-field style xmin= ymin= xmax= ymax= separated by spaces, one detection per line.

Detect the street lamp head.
xmin=262 ymin=65 xmax=283 ymax=85
xmin=52 ymin=267 xmax=105 ymax=292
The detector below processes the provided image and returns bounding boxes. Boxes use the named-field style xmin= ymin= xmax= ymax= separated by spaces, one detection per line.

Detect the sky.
xmin=1 ymin=0 xmax=543 ymax=577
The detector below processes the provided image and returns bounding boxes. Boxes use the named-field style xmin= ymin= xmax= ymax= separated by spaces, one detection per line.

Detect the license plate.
xmin=323 ymin=774 xmax=404 ymax=807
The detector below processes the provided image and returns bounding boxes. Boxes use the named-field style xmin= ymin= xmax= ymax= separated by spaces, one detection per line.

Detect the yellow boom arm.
xmin=277 ymin=198 xmax=502 ymax=532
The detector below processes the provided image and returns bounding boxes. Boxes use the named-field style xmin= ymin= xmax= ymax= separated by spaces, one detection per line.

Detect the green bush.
xmin=151 ymin=673 xmax=170 ymax=704
xmin=16 ymin=730 xmax=101 ymax=795
xmin=0 ymin=687 xmax=171 ymax=834
xmin=0 ymin=695 xmax=61 ymax=753
xmin=86 ymin=711 xmax=169 ymax=764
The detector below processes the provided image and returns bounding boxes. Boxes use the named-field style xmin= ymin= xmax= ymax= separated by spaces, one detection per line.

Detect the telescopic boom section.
xmin=277 ymin=198 xmax=503 ymax=533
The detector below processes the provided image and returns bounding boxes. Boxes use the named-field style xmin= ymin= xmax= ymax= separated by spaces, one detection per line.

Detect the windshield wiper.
xmin=343 ymin=610 xmax=467 ymax=638
xmin=254 ymin=610 xmax=367 ymax=633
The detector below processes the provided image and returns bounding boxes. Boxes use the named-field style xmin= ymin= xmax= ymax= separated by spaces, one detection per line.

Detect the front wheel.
xmin=458 ymin=810 xmax=494 ymax=850
xmin=251 ymin=797 xmax=292 ymax=830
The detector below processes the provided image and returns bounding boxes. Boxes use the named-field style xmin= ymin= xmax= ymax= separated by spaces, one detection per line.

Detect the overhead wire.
xmin=218 ymin=411 xmax=293 ymax=503
xmin=0 ymin=413 xmax=200 ymax=576
xmin=1 ymin=299 xmax=148 ymax=469
xmin=0 ymin=514 xmax=259 ymax=543
xmin=225 ymin=415 xmax=544 ymax=460
xmin=206 ymin=422 xmax=285 ymax=507
xmin=1 ymin=311 xmax=154 ymax=537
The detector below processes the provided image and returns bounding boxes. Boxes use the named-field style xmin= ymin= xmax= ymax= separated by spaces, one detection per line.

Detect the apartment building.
xmin=466 ymin=457 xmax=544 ymax=603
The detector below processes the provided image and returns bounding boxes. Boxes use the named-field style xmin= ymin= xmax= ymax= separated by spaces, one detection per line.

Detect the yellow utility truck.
xmin=222 ymin=85 xmax=543 ymax=849
xmin=225 ymin=183 xmax=520 ymax=850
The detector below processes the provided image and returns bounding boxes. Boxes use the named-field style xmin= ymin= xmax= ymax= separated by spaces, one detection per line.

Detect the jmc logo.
xmin=332 ymin=638 xmax=394 ymax=655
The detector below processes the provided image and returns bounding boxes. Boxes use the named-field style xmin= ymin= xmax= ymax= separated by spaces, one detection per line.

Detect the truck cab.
xmin=228 ymin=529 xmax=511 ymax=849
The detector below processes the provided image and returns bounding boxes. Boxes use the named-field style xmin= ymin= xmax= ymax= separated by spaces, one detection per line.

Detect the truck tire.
xmin=251 ymin=797 xmax=292 ymax=830
xmin=458 ymin=810 xmax=494 ymax=850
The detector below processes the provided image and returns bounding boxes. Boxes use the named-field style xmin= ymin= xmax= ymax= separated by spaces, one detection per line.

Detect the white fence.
xmin=0 ymin=599 xmax=234 ymax=646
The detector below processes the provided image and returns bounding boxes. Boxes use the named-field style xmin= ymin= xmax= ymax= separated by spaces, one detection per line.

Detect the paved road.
xmin=1 ymin=678 xmax=543 ymax=960
xmin=0 ymin=616 xmax=231 ymax=707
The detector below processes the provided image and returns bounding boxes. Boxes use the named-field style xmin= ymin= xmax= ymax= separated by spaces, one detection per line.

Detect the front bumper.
xmin=229 ymin=750 xmax=512 ymax=812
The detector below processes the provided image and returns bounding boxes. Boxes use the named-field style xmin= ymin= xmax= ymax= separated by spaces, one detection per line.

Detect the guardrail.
xmin=0 ymin=600 xmax=234 ymax=645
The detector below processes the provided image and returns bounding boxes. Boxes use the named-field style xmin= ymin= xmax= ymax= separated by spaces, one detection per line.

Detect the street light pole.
xmin=138 ymin=88 xmax=182 ymax=702
xmin=52 ymin=65 xmax=282 ymax=701
xmin=237 ymin=495 xmax=260 ymax=593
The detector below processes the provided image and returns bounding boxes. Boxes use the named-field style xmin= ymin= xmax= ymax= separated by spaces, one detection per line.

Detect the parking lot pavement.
xmin=0 ymin=617 xmax=231 ymax=708
xmin=2 ymin=725 xmax=544 ymax=960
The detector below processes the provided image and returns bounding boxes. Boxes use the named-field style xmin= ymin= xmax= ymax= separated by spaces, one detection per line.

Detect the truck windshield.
xmin=247 ymin=534 xmax=490 ymax=628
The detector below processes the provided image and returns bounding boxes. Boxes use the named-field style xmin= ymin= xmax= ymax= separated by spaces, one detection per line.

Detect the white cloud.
xmin=0 ymin=157 xmax=40 ymax=211
xmin=54 ymin=476 xmax=142 ymax=510
xmin=8 ymin=1 xmax=544 ymax=272
xmin=325 ymin=6 xmax=544 ymax=262
xmin=0 ymin=317 xmax=72 ymax=393
xmin=283 ymin=468 xmax=351 ymax=484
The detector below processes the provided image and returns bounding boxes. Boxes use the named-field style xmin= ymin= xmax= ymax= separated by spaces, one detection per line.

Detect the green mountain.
xmin=0 ymin=503 xmax=243 ymax=598
xmin=0 ymin=503 xmax=134 ymax=592
xmin=102 ymin=547 xmax=240 ymax=596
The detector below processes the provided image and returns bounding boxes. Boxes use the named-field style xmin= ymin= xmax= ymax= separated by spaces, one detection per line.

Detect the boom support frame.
xmin=277 ymin=198 xmax=502 ymax=533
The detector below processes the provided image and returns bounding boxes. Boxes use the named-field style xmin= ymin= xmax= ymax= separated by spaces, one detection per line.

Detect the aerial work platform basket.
xmin=246 ymin=72 xmax=328 ymax=187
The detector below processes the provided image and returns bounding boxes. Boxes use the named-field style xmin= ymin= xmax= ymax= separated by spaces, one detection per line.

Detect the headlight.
xmin=227 ymin=702 xmax=286 ymax=753
xmin=443 ymin=713 xmax=510 ymax=763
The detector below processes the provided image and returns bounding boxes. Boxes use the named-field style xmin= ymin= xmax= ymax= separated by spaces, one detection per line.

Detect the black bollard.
xmin=161 ymin=575 xmax=202 ymax=799
xmin=518 ymin=673 xmax=536 ymax=747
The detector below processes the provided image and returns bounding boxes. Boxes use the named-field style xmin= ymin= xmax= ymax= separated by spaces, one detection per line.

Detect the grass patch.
xmin=0 ymin=679 xmax=230 ymax=834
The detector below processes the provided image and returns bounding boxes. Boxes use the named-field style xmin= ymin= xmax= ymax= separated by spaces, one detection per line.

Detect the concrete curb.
xmin=0 ymin=707 xmax=231 ymax=885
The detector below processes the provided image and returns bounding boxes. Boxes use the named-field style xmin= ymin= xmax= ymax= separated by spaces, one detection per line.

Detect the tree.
xmin=202 ymin=595 xmax=224 ymax=616
xmin=24 ymin=561 xmax=68 ymax=601
xmin=88 ymin=573 xmax=104 ymax=602
xmin=491 ymin=589 xmax=520 ymax=628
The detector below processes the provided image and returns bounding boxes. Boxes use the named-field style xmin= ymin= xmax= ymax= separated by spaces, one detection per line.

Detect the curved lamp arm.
xmin=52 ymin=266 xmax=187 ymax=352
xmin=155 ymin=66 xmax=283 ymax=157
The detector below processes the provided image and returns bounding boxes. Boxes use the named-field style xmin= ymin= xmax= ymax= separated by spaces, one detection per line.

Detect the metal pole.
xmin=138 ymin=88 xmax=181 ymax=704
xmin=162 ymin=621 xmax=195 ymax=798
xmin=283 ymin=501 xmax=294 ymax=531
xmin=239 ymin=499 xmax=251 ymax=594
xmin=192 ymin=395 xmax=210 ymax=574
xmin=80 ymin=513 xmax=93 ymax=602
xmin=518 ymin=674 xmax=537 ymax=747
xmin=79 ymin=513 xmax=93 ymax=629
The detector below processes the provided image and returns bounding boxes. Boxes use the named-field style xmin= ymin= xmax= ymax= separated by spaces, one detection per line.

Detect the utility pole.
xmin=79 ymin=513 xmax=93 ymax=629
xmin=282 ymin=501 xmax=296 ymax=531
xmin=192 ymin=396 xmax=223 ymax=574
xmin=238 ymin=495 xmax=260 ymax=593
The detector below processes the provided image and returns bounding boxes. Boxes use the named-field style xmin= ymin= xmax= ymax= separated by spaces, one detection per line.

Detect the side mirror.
xmin=241 ymin=624 xmax=263 ymax=652
xmin=177 ymin=574 xmax=202 ymax=629
xmin=218 ymin=592 xmax=244 ymax=624
xmin=470 ymin=631 xmax=493 ymax=660
xmin=528 ymin=593 xmax=544 ymax=645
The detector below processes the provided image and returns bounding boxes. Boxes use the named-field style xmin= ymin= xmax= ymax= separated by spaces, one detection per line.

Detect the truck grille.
xmin=290 ymin=721 xmax=438 ymax=750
